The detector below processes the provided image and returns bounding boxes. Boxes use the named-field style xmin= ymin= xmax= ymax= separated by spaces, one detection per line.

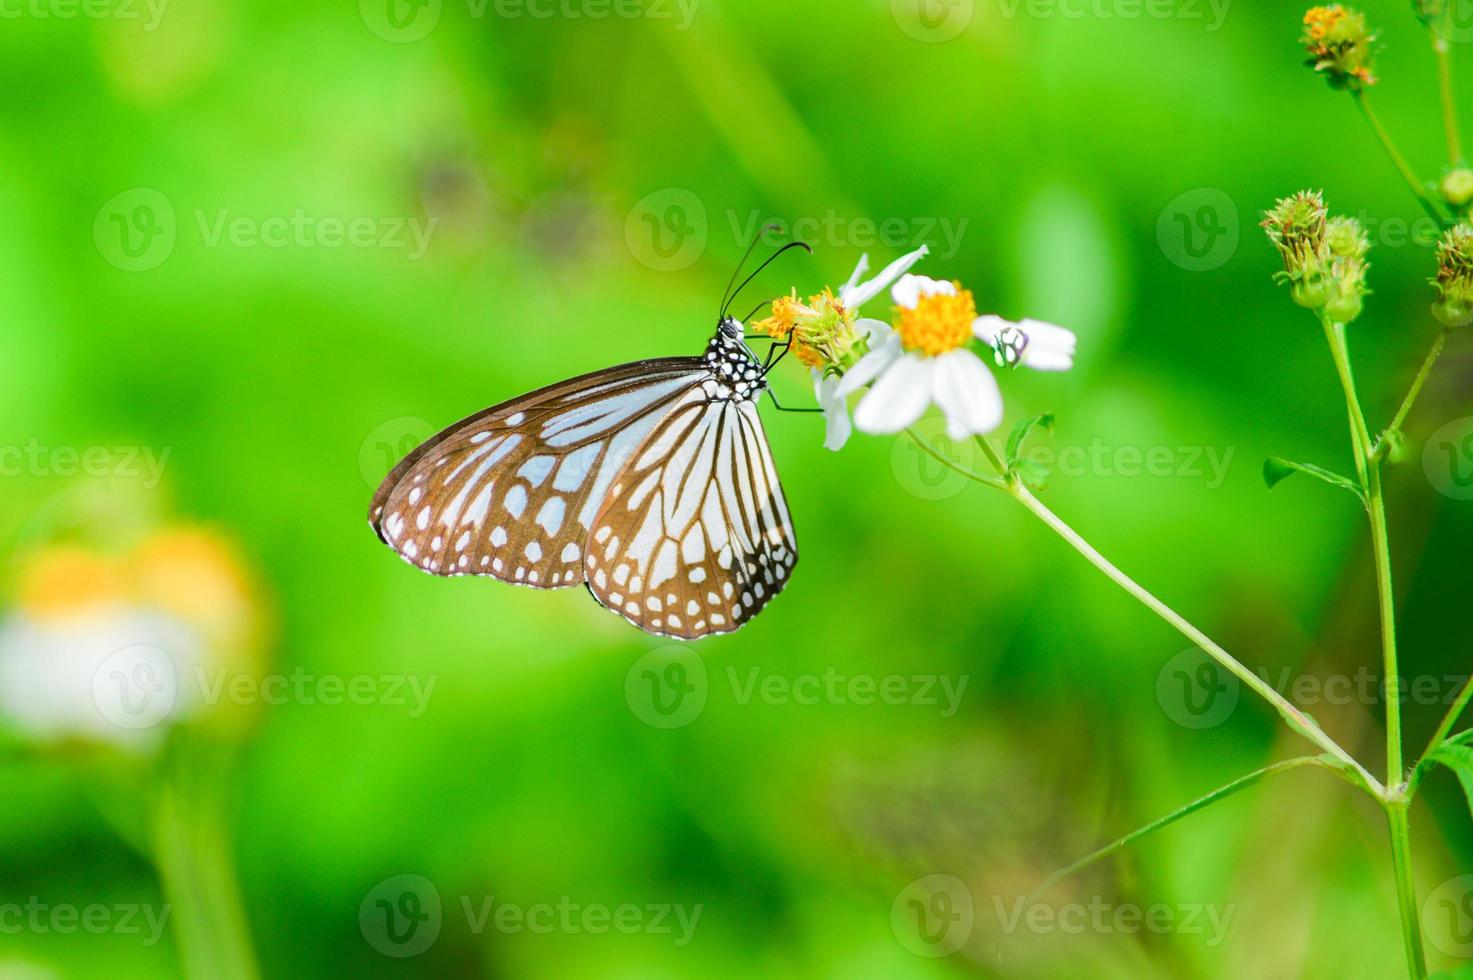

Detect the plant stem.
xmin=1003 ymin=479 xmax=1380 ymax=793
xmin=1374 ymin=330 xmax=1450 ymax=462
xmin=1410 ymin=675 xmax=1473 ymax=793
xmin=1321 ymin=318 xmax=1402 ymax=783
xmin=153 ymin=741 xmax=259 ymax=980
xmin=1431 ymin=29 xmax=1464 ymax=166
xmin=1354 ymin=90 xmax=1446 ymax=225
xmin=1321 ymin=317 xmax=1425 ymax=976
xmin=1386 ymin=802 xmax=1428 ymax=979
xmin=1035 ymin=756 xmax=1341 ymax=900
xmin=904 ymin=429 xmax=1006 ymax=490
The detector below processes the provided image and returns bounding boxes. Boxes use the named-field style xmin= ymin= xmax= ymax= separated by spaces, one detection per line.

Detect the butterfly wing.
xmin=369 ymin=358 xmax=711 ymax=588
xmin=583 ymin=397 xmax=798 ymax=639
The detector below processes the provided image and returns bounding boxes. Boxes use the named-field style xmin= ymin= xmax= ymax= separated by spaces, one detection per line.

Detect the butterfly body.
xmin=369 ymin=316 xmax=797 ymax=640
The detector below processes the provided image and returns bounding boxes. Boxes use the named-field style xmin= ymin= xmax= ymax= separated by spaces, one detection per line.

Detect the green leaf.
xmin=1262 ymin=456 xmax=1366 ymax=502
xmin=1011 ymin=457 xmax=1051 ymax=491
xmin=1033 ymin=756 xmax=1339 ymax=900
xmin=1430 ymin=744 xmax=1473 ymax=819
xmin=1005 ymin=412 xmax=1054 ymax=465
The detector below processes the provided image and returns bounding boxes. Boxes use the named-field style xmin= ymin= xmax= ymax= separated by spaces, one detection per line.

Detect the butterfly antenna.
xmin=720 ymin=227 xmax=780 ymax=317
xmin=722 ymin=240 xmax=812 ymax=319
xmin=740 ymin=298 xmax=776 ymax=324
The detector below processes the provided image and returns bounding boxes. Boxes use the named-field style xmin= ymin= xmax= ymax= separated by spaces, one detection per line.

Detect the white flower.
xmin=0 ymin=609 xmax=203 ymax=751
xmin=837 ymin=274 xmax=1076 ymax=439
xmin=810 ymin=245 xmax=929 ymax=451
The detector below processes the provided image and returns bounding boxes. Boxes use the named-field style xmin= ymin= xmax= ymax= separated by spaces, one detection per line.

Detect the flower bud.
xmin=1324 ymin=215 xmax=1371 ymax=323
xmin=1441 ymin=168 xmax=1473 ymax=209
xmin=1432 ymin=224 xmax=1473 ymax=327
xmin=1413 ymin=0 xmax=1446 ymax=27
xmin=1263 ymin=190 xmax=1331 ymax=308
xmin=1302 ymin=5 xmax=1378 ymax=90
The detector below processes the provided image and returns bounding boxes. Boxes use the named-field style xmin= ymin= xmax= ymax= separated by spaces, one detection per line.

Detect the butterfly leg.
xmin=763 ymin=387 xmax=823 ymax=413
xmin=761 ymin=339 xmax=790 ymax=372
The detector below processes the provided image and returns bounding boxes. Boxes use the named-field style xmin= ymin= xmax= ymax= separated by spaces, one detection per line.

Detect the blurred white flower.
xmin=0 ymin=609 xmax=201 ymax=750
xmin=0 ymin=530 xmax=266 ymax=752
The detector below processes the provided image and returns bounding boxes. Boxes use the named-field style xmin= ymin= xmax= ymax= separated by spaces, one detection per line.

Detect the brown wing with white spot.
xmin=369 ymin=359 xmax=709 ymax=588
xmin=583 ymin=397 xmax=798 ymax=639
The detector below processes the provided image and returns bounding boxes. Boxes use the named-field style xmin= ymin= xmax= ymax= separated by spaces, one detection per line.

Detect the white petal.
xmin=813 ymin=372 xmax=852 ymax=452
xmin=1017 ymin=318 xmax=1076 ymax=371
xmin=973 ymin=315 xmax=1076 ymax=372
xmin=853 ymin=354 xmax=934 ymax=434
xmin=840 ymin=245 xmax=928 ymax=309
xmin=891 ymin=274 xmax=955 ymax=310
xmin=932 ymin=349 xmax=1004 ymax=438
xmin=855 ymin=317 xmax=893 ymax=345
xmin=835 ymin=333 xmax=902 ymax=397
xmin=840 ymin=254 xmax=871 ymax=296
xmin=971 ymin=314 xmax=1009 ymax=344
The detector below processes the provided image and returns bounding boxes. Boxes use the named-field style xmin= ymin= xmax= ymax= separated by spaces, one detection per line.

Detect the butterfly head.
xmin=703 ymin=316 xmax=765 ymax=402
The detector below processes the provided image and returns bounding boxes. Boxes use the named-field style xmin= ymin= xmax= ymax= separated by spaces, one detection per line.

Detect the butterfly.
xmin=368 ymin=242 xmax=815 ymax=640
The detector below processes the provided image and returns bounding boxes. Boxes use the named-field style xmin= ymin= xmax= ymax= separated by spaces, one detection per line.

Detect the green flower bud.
xmin=1302 ymin=5 xmax=1379 ymax=90
xmin=1432 ymin=224 xmax=1473 ymax=327
xmin=1263 ymin=190 xmax=1331 ymax=308
xmin=1323 ymin=215 xmax=1371 ymax=323
xmin=1413 ymin=0 xmax=1445 ymax=24
xmin=1441 ymin=168 xmax=1473 ymax=209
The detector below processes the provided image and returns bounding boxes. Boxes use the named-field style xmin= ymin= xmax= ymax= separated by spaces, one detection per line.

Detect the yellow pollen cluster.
xmin=895 ymin=285 xmax=977 ymax=356
xmin=753 ymin=289 xmax=853 ymax=370
xmin=1302 ymin=5 xmax=1343 ymax=41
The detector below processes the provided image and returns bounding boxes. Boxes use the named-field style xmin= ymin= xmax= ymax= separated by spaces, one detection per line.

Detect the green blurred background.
xmin=3 ymin=0 xmax=1473 ymax=975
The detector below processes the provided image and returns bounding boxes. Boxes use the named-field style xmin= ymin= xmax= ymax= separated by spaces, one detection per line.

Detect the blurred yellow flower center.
xmin=895 ymin=285 xmax=977 ymax=356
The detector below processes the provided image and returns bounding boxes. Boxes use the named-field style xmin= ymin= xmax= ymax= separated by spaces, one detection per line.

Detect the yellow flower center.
xmin=895 ymin=285 xmax=977 ymax=356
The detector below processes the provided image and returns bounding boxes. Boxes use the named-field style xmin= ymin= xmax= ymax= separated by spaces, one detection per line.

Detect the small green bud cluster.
xmin=1262 ymin=191 xmax=1371 ymax=322
xmin=1432 ymin=224 xmax=1473 ymax=327
xmin=1302 ymin=5 xmax=1378 ymax=90
xmin=1440 ymin=168 xmax=1473 ymax=212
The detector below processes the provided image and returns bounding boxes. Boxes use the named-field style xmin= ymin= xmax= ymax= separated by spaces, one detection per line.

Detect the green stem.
xmin=1431 ymin=29 xmax=1464 ymax=167
xmin=1321 ymin=316 xmax=1425 ymax=976
xmin=1374 ymin=330 xmax=1450 ymax=462
xmin=1321 ymin=318 xmax=1402 ymax=783
xmin=1409 ymin=675 xmax=1473 ymax=795
xmin=152 ymin=741 xmax=259 ymax=980
xmin=904 ymin=429 xmax=1006 ymax=490
xmin=1004 ymin=478 xmax=1380 ymax=794
xmin=1034 ymin=756 xmax=1344 ymax=900
xmin=1354 ymin=90 xmax=1446 ymax=225
xmin=1387 ymin=802 xmax=1428 ymax=979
